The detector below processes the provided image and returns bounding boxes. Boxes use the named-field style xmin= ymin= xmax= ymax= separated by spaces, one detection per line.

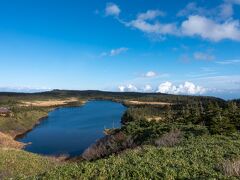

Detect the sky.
xmin=0 ymin=0 xmax=240 ymax=99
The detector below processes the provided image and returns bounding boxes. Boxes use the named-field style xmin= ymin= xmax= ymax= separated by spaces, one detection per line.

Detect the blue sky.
xmin=0 ymin=0 xmax=240 ymax=99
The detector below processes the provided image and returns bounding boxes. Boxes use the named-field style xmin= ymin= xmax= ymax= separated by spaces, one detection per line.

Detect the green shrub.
xmin=37 ymin=134 xmax=240 ymax=179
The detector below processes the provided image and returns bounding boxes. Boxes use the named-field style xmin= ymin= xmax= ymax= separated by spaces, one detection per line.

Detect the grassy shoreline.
xmin=0 ymin=98 xmax=86 ymax=156
xmin=1 ymin=99 xmax=86 ymax=137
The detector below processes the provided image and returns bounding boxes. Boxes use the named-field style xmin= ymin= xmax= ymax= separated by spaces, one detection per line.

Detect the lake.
xmin=17 ymin=100 xmax=126 ymax=157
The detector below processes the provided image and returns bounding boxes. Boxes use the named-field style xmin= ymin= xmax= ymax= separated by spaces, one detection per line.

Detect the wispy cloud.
xmin=125 ymin=10 xmax=179 ymax=38
xmin=177 ymin=1 xmax=239 ymax=20
xmin=200 ymin=67 xmax=215 ymax=72
xmin=194 ymin=52 xmax=215 ymax=61
xmin=177 ymin=2 xmax=215 ymax=17
xmin=142 ymin=71 xmax=170 ymax=79
xmin=110 ymin=47 xmax=128 ymax=56
xmin=143 ymin=71 xmax=158 ymax=78
xmin=186 ymin=67 xmax=218 ymax=78
xmin=187 ymin=72 xmax=218 ymax=78
xmin=216 ymin=59 xmax=240 ymax=64
xmin=137 ymin=10 xmax=165 ymax=20
xmin=101 ymin=47 xmax=128 ymax=57
xmin=190 ymin=75 xmax=240 ymax=91
xmin=0 ymin=86 xmax=52 ymax=93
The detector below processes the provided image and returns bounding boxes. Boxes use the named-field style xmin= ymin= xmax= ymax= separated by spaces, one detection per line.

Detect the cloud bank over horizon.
xmin=0 ymin=86 xmax=52 ymax=93
xmin=118 ymin=81 xmax=207 ymax=95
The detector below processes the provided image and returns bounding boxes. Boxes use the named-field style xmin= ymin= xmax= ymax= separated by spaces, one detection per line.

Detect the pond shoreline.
xmin=13 ymin=100 xmax=88 ymax=140
xmin=15 ymin=100 xmax=126 ymax=158
xmin=14 ymin=115 xmax=50 ymax=140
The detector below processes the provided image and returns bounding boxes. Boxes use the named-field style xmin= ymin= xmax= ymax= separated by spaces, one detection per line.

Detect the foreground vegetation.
xmin=0 ymin=90 xmax=239 ymax=179
xmin=0 ymin=148 xmax=57 ymax=179
xmin=37 ymin=134 xmax=240 ymax=179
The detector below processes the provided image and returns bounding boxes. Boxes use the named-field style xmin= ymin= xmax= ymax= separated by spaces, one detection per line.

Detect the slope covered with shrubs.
xmin=38 ymin=134 xmax=240 ymax=179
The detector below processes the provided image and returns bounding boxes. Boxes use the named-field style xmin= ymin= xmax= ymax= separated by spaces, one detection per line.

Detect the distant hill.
xmin=0 ymin=89 xmax=225 ymax=106
xmin=231 ymin=99 xmax=240 ymax=106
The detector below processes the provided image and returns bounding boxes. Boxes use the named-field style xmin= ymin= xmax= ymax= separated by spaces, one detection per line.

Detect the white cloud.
xmin=177 ymin=2 xmax=213 ymax=17
xmin=101 ymin=47 xmax=128 ymax=57
xmin=125 ymin=10 xmax=179 ymax=37
xmin=118 ymin=84 xmax=138 ymax=92
xmin=144 ymin=71 xmax=157 ymax=78
xmin=110 ymin=47 xmax=128 ymax=56
xmin=181 ymin=15 xmax=240 ymax=41
xmin=156 ymin=81 xmax=175 ymax=94
xmin=105 ymin=3 xmax=240 ymax=42
xmin=118 ymin=82 xmax=206 ymax=95
xmin=194 ymin=52 xmax=215 ymax=61
xmin=105 ymin=3 xmax=121 ymax=16
xmin=216 ymin=59 xmax=240 ymax=64
xmin=178 ymin=2 xmax=233 ymax=20
xmin=156 ymin=81 xmax=206 ymax=95
xmin=143 ymin=84 xmax=153 ymax=92
xmin=128 ymin=20 xmax=179 ymax=36
xmin=118 ymin=85 xmax=125 ymax=92
xmin=137 ymin=10 xmax=165 ymax=20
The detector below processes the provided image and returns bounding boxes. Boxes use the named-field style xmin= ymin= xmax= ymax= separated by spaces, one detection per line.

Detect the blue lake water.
xmin=17 ymin=100 xmax=126 ymax=157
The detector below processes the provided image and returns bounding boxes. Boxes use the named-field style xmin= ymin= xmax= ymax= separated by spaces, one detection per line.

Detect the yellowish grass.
xmin=220 ymin=159 xmax=240 ymax=177
xmin=20 ymin=98 xmax=83 ymax=107
xmin=126 ymin=100 xmax=171 ymax=106
xmin=0 ymin=132 xmax=25 ymax=149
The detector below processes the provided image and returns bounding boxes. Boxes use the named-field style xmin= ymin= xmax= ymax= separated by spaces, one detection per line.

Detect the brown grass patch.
xmin=82 ymin=132 xmax=135 ymax=161
xmin=155 ymin=129 xmax=183 ymax=147
xmin=219 ymin=159 xmax=240 ymax=177
xmin=0 ymin=132 xmax=25 ymax=149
